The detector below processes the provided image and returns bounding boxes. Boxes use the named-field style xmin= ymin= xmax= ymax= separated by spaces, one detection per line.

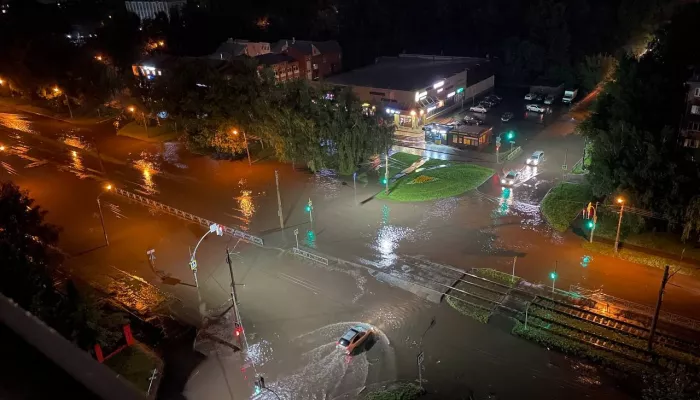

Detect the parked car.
xmin=480 ymin=99 xmax=497 ymax=107
xmin=469 ymin=105 xmax=489 ymax=113
xmin=484 ymin=96 xmax=501 ymax=105
xmin=526 ymin=150 xmax=545 ymax=166
xmin=488 ymin=94 xmax=503 ymax=102
xmin=526 ymin=104 xmax=546 ymax=113
xmin=544 ymin=95 xmax=556 ymax=105
xmin=337 ymin=325 xmax=373 ymax=355
xmin=535 ymin=93 xmax=545 ymax=102
xmin=464 ymin=116 xmax=484 ymax=125
xmin=501 ymin=112 xmax=514 ymax=122
xmin=501 ymin=170 xmax=520 ymax=186
xmin=524 ymin=93 xmax=536 ymax=100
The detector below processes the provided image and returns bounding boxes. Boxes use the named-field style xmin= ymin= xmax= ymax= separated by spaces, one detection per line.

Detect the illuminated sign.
xmin=427 ymin=106 xmax=437 ymax=112
xmin=447 ymin=91 xmax=455 ymax=98
xmin=415 ymin=91 xmax=428 ymax=102
xmin=433 ymin=80 xmax=444 ymax=89
xmin=456 ymin=87 xmax=464 ymax=94
xmin=437 ymin=88 xmax=443 ymax=93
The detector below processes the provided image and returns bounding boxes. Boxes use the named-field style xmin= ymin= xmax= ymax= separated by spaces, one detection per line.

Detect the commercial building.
xmin=423 ymin=123 xmax=493 ymax=150
xmin=125 ymin=0 xmax=185 ymax=22
xmin=210 ymin=39 xmax=271 ymax=60
xmin=325 ymin=54 xmax=494 ymax=128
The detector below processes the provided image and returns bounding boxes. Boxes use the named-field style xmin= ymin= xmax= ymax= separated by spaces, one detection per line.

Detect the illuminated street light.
xmin=158 ymin=40 xmax=165 ymax=47
xmin=410 ymin=110 xmax=416 ymax=116
xmin=95 ymin=55 xmax=103 ymax=61
xmin=128 ymin=106 xmax=135 ymax=113
xmin=0 ymin=145 xmax=5 ymax=151
xmin=190 ymin=223 xmax=224 ymax=288
xmin=96 ymin=183 xmax=113 ymax=246
xmin=232 ymin=129 xmax=251 ymax=166
xmin=614 ymin=197 xmax=625 ymax=254
xmin=52 ymin=86 xmax=73 ymax=119
xmin=0 ymin=78 xmax=4 ymax=85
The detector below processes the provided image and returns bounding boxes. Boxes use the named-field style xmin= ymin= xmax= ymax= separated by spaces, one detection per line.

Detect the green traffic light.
xmin=381 ymin=178 xmax=387 ymax=184
xmin=587 ymin=221 xmax=594 ymax=229
xmin=305 ymin=205 xmax=311 ymax=212
xmin=550 ymin=272 xmax=557 ymax=280
xmin=507 ymin=131 xmax=514 ymax=140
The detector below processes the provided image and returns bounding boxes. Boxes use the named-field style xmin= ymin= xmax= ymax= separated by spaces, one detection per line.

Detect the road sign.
xmin=417 ymin=351 xmax=424 ymax=365
xmin=562 ymin=164 xmax=568 ymax=170
xmin=294 ymin=228 xmax=299 ymax=235
xmin=189 ymin=260 xmax=197 ymax=271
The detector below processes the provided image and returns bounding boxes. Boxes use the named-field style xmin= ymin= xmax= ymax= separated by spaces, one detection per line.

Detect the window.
xmin=313 ymin=63 xmax=318 ymax=70
xmin=293 ymin=65 xmax=299 ymax=72
xmin=692 ymin=105 xmax=700 ymax=115
xmin=695 ymin=87 xmax=700 ymax=97
xmin=690 ymin=121 xmax=700 ymax=131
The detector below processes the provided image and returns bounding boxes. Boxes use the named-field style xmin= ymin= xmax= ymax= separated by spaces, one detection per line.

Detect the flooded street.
xmin=0 ymin=107 xmax=689 ymax=399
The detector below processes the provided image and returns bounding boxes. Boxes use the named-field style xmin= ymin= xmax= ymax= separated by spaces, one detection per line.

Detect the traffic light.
xmin=586 ymin=220 xmax=595 ymax=229
xmin=550 ymin=271 xmax=557 ymax=280
xmin=506 ymin=131 xmax=515 ymax=140
xmin=305 ymin=204 xmax=311 ymax=212
xmin=381 ymin=177 xmax=387 ymax=185
xmin=234 ymin=324 xmax=243 ymax=337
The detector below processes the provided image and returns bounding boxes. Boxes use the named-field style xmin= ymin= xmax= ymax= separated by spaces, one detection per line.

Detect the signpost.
xmin=417 ymin=351 xmax=425 ymax=389
xmin=294 ymin=228 xmax=299 ymax=249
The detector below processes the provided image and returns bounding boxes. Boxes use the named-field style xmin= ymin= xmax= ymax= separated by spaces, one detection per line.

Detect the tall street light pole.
xmin=53 ymin=87 xmax=73 ymax=119
xmin=96 ymin=184 xmax=113 ymax=246
xmin=275 ymin=170 xmax=284 ymax=229
xmin=614 ymin=197 xmax=625 ymax=254
xmin=190 ymin=223 xmax=223 ymax=288
xmin=233 ymin=130 xmax=251 ymax=166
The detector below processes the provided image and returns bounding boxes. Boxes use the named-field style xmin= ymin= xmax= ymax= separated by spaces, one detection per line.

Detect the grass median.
xmin=377 ymin=160 xmax=494 ymax=202
xmin=581 ymin=241 xmax=700 ymax=277
xmin=540 ymin=182 xmax=592 ymax=232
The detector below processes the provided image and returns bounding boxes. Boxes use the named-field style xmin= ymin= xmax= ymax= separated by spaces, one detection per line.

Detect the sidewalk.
xmin=0 ymin=97 xmax=115 ymax=125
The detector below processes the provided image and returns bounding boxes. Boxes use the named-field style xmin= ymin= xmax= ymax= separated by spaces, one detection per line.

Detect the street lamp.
xmin=190 ymin=223 xmax=224 ymax=288
xmin=53 ymin=86 xmax=73 ymax=119
xmin=95 ymin=55 xmax=103 ymax=61
xmin=128 ymin=106 xmax=148 ymax=132
xmin=614 ymin=197 xmax=625 ymax=254
xmin=96 ymin=183 xmax=113 ymax=246
xmin=232 ymin=129 xmax=251 ymax=166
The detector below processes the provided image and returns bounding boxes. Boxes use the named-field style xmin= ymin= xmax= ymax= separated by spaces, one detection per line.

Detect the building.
xmin=131 ymin=55 xmax=241 ymax=80
xmin=255 ymin=53 xmax=301 ymax=83
xmin=210 ymin=39 xmax=271 ymax=61
xmin=681 ymin=70 xmax=700 ymax=149
xmin=125 ymin=0 xmax=185 ymax=22
xmin=423 ymin=123 xmax=493 ymax=150
xmin=271 ymin=39 xmax=342 ymax=80
xmin=325 ymin=54 xmax=494 ymax=128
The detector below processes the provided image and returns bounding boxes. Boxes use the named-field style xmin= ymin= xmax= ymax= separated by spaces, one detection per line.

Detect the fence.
xmin=570 ymin=285 xmax=700 ymax=332
xmin=292 ymin=246 xmax=329 ymax=265
xmin=111 ymin=188 xmax=264 ymax=247
xmin=505 ymin=146 xmax=522 ymax=161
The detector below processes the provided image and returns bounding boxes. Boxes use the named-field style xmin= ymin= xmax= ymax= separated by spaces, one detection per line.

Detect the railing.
xmin=570 ymin=285 xmax=700 ymax=332
xmin=292 ymin=246 xmax=329 ymax=265
xmin=505 ymin=146 xmax=522 ymax=161
xmin=111 ymin=188 xmax=264 ymax=247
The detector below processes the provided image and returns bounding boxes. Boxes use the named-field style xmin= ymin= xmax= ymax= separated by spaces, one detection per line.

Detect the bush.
xmin=366 ymin=382 xmax=424 ymax=400
xmin=540 ymin=182 xmax=593 ymax=232
xmin=446 ymin=296 xmax=491 ymax=323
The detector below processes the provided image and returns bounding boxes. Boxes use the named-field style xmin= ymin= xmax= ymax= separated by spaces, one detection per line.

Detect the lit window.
xmin=695 ymin=87 xmax=700 ymax=97
xmin=313 ymin=64 xmax=318 ymax=70
xmin=692 ymin=105 xmax=700 ymax=115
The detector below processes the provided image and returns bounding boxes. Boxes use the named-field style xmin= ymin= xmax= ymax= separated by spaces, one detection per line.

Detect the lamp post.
xmin=614 ymin=197 xmax=625 ymax=254
xmin=53 ymin=87 xmax=73 ymax=119
xmin=128 ymin=106 xmax=148 ymax=133
xmin=233 ymin=129 xmax=251 ymax=166
xmin=96 ymin=184 xmax=113 ymax=246
xmin=190 ymin=223 xmax=223 ymax=288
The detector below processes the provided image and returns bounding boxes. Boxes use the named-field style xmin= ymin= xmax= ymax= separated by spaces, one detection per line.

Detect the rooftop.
xmin=272 ymin=39 xmax=341 ymax=55
xmin=325 ymin=54 xmax=492 ymax=92
xmin=255 ymin=53 xmax=297 ymax=66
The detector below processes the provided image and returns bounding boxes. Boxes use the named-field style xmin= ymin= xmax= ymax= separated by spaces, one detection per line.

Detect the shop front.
xmin=448 ymin=126 xmax=493 ymax=150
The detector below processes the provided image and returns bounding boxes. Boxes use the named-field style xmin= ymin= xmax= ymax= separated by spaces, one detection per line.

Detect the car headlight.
xmin=501 ymin=179 xmax=506 ymax=184
xmin=533 ymin=160 xmax=538 ymax=165
xmin=508 ymin=180 xmax=513 ymax=184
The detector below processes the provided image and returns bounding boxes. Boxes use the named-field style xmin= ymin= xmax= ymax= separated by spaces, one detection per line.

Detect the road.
xmin=0 ymin=99 xmax=696 ymax=399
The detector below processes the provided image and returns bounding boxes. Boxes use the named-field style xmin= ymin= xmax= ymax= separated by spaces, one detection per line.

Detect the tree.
xmin=576 ymin=54 xmax=617 ymax=92
xmin=0 ymin=181 xmax=60 ymax=317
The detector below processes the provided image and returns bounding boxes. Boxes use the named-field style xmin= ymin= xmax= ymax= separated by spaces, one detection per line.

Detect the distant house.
xmin=271 ymin=39 xmax=342 ymax=80
xmin=209 ymin=39 xmax=271 ymax=61
xmin=254 ymin=53 xmax=301 ymax=83
xmin=125 ymin=0 xmax=185 ymax=22
xmin=682 ymin=70 xmax=700 ymax=150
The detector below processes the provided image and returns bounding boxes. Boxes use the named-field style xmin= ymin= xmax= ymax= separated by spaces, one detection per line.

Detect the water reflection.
xmin=133 ymin=158 xmax=159 ymax=195
xmin=237 ymin=190 xmax=256 ymax=219
xmin=70 ymin=150 xmax=84 ymax=172
xmin=0 ymin=113 xmax=33 ymax=133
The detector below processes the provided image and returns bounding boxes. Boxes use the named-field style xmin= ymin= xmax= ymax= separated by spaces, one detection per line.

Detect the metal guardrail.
xmin=292 ymin=247 xmax=329 ymax=265
xmin=505 ymin=146 xmax=522 ymax=161
xmin=112 ymin=188 xmax=264 ymax=246
xmin=570 ymin=285 xmax=700 ymax=332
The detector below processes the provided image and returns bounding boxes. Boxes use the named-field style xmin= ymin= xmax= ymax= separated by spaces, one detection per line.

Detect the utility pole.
xmin=385 ymin=152 xmax=389 ymax=194
xmin=512 ymin=256 xmax=517 ymax=279
xmin=225 ymin=247 xmax=239 ymax=306
xmin=647 ymin=265 xmax=670 ymax=351
xmin=614 ymin=200 xmax=625 ymax=253
xmin=275 ymin=170 xmax=284 ymax=229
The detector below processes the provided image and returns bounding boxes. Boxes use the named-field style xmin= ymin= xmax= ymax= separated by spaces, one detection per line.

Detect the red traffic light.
xmin=234 ymin=326 xmax=243 ymax=336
